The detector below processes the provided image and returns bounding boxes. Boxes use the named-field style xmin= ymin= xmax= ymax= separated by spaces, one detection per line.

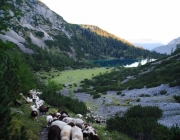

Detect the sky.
xmin=41 ymin=0 xmax=180 ymax=45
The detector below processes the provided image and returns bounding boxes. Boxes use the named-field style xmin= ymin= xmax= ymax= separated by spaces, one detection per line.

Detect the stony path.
xmin=39 ymin=127 xmax=48 ymax=140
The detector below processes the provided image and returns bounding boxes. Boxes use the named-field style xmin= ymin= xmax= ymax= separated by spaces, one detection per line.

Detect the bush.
xmin=173 ymin=95 xmax=180 ymax=103
xmin=93 ymin=94 xmax=101 ymax=99
xmin=35 ymin=31 xmax=44 ymax=38
xmin=41 ymin=76 xmax=47 ymax=79
xmin=124 ymin=105 xmax=162 ymax=119
xmin=136 ymin=98 xmax=140 ymax=102
xmin=106 ymin=105 xmax=180 ymax=140
xmin=117 ymin=91 xmax=122 ymax=95
xmin=160 ymin=90 xmax=167 ymax=95
xmin=140 ymin=94 xmax=150 ymax=97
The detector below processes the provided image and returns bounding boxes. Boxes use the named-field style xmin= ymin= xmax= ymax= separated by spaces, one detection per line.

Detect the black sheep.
xmin=48 ymin=125 xmax=61 ymax=140
xmin=31 ymin=110 xmax=38 ymax=121
xmin=39 ymin=105 xmax=50 ymax=114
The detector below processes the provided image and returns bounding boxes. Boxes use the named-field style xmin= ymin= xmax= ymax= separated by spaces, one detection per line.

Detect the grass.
xmin=92 ymin=123 xmax=133 ymax=140
xmin=10 ymin=102 xmax=46 ymax=140
xmin=36 ymin=67 xmax=112 ymax=85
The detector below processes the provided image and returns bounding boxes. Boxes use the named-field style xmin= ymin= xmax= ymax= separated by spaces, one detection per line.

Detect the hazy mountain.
xmin=153 ymin=37 xmax=180 ymax=54
xmin=0 ymin=0 xmax=164 ymax=61
xmin=133 ymin=43 xmax=165 ymax=50
xmin=130 ymin=39 xmax=165 ymax=50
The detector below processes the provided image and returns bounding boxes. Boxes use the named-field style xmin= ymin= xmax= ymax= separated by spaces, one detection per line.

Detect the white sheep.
xmin=61 ymin=125 xmax=71 ymax=140
xmin=30 ymin=105 xmax=38 ymax=112
xmin=46 ymin=115 xmax=53 ymax=127
xmin=51 ymin=120 xmax=67 ymax=130
xmin=72 ymin=118 xmax=84 ymax=124
xmin=71 ymin=125 xmax=83 ymax=140
xmin=26 ymin=97 xmax=33 ymax=103
xmin=72 ymin=118 xmax=84 ymax=129
xmin=76 ymin=114 xmax=83 ymax=118
xmin=35 ymin=99 xmax=44 ymax=109
xmin=62 ymin=117 xmax=74 ymax=123
xmin=36 ymin=91 xmax=42 ymax=95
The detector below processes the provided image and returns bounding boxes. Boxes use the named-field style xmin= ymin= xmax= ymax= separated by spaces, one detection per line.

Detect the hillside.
xmin=0 ymin=0 xmax=165 ymax=63
xmin=153 ymin=37 xmax=180 ymax=54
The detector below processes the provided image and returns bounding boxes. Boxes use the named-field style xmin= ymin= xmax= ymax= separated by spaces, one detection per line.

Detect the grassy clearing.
xmin=36 ymin=67 xmax=112 ymax=85
xmin=52 ymin=67 xmax=112 ymax=85
xmin=92 ymin=123 xmax=133 ymax=140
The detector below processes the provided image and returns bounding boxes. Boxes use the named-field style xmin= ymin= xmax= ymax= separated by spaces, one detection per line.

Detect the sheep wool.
xmin=71 ymin=126 xmax=83 ymax=140
xmin=51 ymin=120 xmax=67 ymax=130
xmin=61 ymin=125 xmax=71 ymax=140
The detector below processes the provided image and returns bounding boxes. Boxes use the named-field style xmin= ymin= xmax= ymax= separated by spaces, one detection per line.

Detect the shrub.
xmin=41 ymin=76 xmax=47 ymax=79
xmin=124 ymin=105 xmax=162 ymax=119
xmin=106 ymin=105 xmax=179 ymax=140
xmin=140 ymin=94 xmax=150 ymax=97
xmin=35 ymin=31 xmax=44 ymax=38
xmin=136 ymin=98 xmax=140 ymax=102
xmin=93 ymin=94 xmax=101 ymax=99
xmin=160 ymin=90 xmax=167 ymax=95
xmin=117 ymin=91 xmax=122 ymax=95
xmin=173 ymin=95 xmax=180 ymax=103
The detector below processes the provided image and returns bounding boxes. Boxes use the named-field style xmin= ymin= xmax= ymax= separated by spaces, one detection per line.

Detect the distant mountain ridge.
xmin=133 ymin=43 xmax=165 ymax=50
xmin=153 ymin=37 xmax=180 ymax=54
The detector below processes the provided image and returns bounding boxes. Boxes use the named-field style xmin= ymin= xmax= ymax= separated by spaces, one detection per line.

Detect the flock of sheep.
xmin=19 ymin=89 xmax=104 ymax=140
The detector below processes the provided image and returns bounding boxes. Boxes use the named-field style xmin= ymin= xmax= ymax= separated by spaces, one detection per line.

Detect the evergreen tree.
xmin=0 ymin=1 xmax=34 ymax=139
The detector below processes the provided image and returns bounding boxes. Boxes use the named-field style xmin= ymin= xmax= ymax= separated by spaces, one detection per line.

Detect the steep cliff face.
xmin=0 ymin=0 xmax=73 ymax=53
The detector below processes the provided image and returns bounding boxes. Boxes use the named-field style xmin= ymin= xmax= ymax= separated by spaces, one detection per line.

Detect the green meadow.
xmin=37 ymin=67 xmax=113 ymax=85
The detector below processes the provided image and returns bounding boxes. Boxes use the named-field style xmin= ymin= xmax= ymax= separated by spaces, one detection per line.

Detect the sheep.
xmin=95 ymin=118 xmax=101 ymax=124
xmin=26 ymin=97 xmax=33 ymax=103
xmin=76 ymin=114 xmax=83 ymax=118
xmin=72 ymin=118 xmax=84 ymax=129
xmin=71 ymin=125 xmax=83 ymax=140
xmin=36 ymin=99 xmax=44 ymax=108
xmin=31 ymin=110 xmax=38 ymax=121
xmin=84 ymin=126 xmax=100 ymax=140
xmin=48 ymin=125 xmax=61 ymax=140
xmin=39 ymin=105 xmax=50 ymax=115
xmin=30 ymin=105 xmax=39 ymax=121
xmin=89 ymin=133 xmax=100 ymax=140
xmin=36 ymin=91 xmax=42 ymax=95
xmin=82 ymin=123 xmax=90 ymax=131
xmin=60 ymin=110 xmax=69 ymax=117
xmin=87 ymin=107 xmax=91 ymax=112
xmin=62 ymin=117 xmax=74 ymax=123
xmin=60 ymin=125 xmax=72 ymax=140
xmin=51 ymin=120 xmax=67 ymax=130
xmin=30 ymin=105 xmax=36 ymax=110
xmin=46 ymin=114 xmax=53 ymax=127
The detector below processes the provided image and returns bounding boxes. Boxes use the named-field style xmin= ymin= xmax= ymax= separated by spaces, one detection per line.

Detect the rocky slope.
xmin=61 ymin=84 xmax=180 ymax=128
xmin=0 ymin=0 xmax=71 ymax=53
